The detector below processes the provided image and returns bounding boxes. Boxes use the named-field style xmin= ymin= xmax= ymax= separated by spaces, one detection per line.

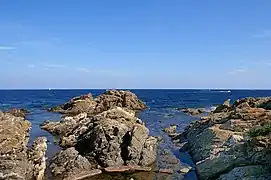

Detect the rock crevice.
xmin=42 ymin=90 xmax=157 ymax=179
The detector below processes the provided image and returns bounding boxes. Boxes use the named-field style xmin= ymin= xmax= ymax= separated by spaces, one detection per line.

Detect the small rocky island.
xmin=42 ymin=90 xmax=158 ymax=179
xmin=179 ymin=97 xmax=271 ymax=179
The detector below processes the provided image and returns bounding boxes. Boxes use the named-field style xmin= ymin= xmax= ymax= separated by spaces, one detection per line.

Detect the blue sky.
xmin=1 ymin=1 xmax=271 ymax=89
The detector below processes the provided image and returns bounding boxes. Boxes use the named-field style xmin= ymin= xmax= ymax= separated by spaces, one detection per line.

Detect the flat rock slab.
xmin=156 ymin=168 xmax=174 ymax=174
xmin=63 ymin=169 xmax=102 ymax=180
xmin=104 ymin=166 xmax=152 ymax=173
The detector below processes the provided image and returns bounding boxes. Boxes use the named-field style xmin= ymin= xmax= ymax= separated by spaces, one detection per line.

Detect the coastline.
xmin=1 ymin=89 xmax=271 ymax=179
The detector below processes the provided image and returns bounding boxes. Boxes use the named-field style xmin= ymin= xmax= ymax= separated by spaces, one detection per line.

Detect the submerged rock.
xmin=48 ymin=90 xmax=147 ymax=115
xmin=181 ymin=97 xmax=271 ymax=179
xmin=178 ymin=108 xmax=206 ymax=115
xmin=0 ymin=111 xmax=47 ymax=180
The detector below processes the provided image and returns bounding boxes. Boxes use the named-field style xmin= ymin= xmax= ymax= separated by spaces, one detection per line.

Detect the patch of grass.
xmin=248 ymin=123 xmax=271 ymax=137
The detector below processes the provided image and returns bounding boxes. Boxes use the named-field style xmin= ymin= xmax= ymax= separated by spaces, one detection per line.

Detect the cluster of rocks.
xmin=178 ymin=108 xmax=206 ymax=116
xmin=5 ymin=89 xmax=271 ymax=180
xmin=180 ymin=97 xmax=271 ymax=179
xmin=41 ymin=90 xmax=158 ymax=179
xmin=0 ymin=110 xmax=47 ymax=180
xmin=48 ymin=90 xmax=147 ymax=115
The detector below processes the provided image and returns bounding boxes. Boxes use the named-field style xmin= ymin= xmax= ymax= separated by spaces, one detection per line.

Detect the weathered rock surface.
xmin=163 ymin=125 xmax=177 ymax=135
xmin=213 ymin=99 xmax=231 ymax=113
xmin=42 ymin=91 xmax=156 ymax=179
xmin=181 ymin=97 xmax=271 ymax=179
xmin=50 ymin=147 xmax=102 ymax=180
xmin=48 ymin=90 xmax=147 ymax=115
xmin=163 ymin=124 xmax=180 ymax=138
xmin=217 ymin=165 xmax=271 ymax=180
xmin=155 ymin=149 xmax=190 ymax=179
xmin=178 ymin=108 xmax=206 ymax=115
xmin=7 ymin=108 xmax=29 ymax=118
xmin=0 ymin=110 xmax=47 ymax=180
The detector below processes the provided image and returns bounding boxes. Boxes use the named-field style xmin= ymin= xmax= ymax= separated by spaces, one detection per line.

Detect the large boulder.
xmin=181 ymin=97 xmax=271 ymax=179
xmin=50 ymin=147 xmax=102 ymax=180
xmin=94 ymin=90 xmax=147 ymax=112
xmin=48 ymin=90 xmax=147 ymax=115
xmin=0 ymin=111 xmax=47 ymax=180
xmin=42 ymin=107 xmax=157 ymax=179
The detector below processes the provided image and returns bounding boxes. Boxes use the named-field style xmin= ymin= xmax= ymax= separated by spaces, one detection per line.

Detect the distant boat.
xmin=218 ymin=90 xmax=231 ymax=93
xmin=48 ymin=88 xmax=51 ymax=91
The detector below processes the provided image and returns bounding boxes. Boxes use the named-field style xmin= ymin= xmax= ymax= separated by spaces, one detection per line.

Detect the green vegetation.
xmin=248 ymin=123 xmax=271 ymax=137
xmin=258 ymin=102 xmax=271 ymax=110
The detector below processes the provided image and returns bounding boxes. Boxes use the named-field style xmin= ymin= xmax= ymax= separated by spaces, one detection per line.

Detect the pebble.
xmin=178 ymin=166 xmax=192 ymax=174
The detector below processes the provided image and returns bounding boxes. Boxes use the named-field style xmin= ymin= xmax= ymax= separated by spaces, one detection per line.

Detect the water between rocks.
xmin=2 ymin=89 xmax=271 ymax=179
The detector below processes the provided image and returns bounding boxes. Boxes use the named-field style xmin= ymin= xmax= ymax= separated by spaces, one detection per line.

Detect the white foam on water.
xmin=205 ymin=106 xmax=217 ymax=112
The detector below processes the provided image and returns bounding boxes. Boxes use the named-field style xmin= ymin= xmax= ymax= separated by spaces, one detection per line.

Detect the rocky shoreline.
xmin=177 ymin=98 xmax=271 ymax=179
xmin=1 ymin=90 xmax=271 ymax=180
xmin=0 ymin=110 xmax=47 ymax=180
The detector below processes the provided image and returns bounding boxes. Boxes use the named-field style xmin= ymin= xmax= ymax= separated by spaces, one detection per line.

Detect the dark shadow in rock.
xmin=121 ymin=131 xmax=132 ymax=164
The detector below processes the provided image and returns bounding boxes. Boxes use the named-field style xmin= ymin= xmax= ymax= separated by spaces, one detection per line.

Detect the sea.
xmin=1 ymin=89 xmax=271 ymax=180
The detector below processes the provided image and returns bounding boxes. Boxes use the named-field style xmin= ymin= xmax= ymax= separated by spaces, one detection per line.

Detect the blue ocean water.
xmin=1 ymin=89 xmax=271 ymax=179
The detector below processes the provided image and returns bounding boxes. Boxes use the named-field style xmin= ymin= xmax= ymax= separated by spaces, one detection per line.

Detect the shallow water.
xmin=1 ymin=89 xmax=271 ymax=179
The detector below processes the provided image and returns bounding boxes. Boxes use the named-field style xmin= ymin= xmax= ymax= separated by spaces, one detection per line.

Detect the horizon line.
xmin=0 ymin=88 xmax=271 ymax=90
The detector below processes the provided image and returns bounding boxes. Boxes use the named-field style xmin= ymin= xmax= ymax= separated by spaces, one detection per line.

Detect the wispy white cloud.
xmin=75 ymin=67 xmax=127 ymax=77
xmin=43 ymin=63 xmax=66 ymax=68
xmin=27 ymin=64 xmax=36 ymax=68
xmin=255 ymin=60 xmax=271 ymax=67
xmin=76 ymin=67 xmax=91 ymax=73
xmin=252 ymin=29 xmax=271 ymax=38
xmin=0 ymin=46 xmax=15 ymax=50
xmin=228 ymin=69 xmax=247 ymax=75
